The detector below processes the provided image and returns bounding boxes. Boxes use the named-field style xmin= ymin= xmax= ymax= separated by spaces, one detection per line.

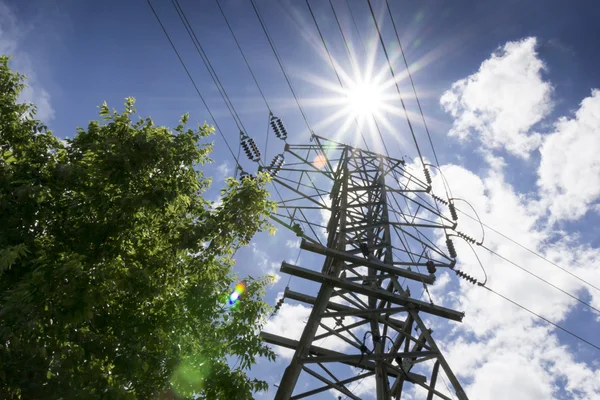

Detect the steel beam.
xmin=300 ymin=240 xmax=436 ymax=284
xmin=281 ymin=262 xmax=465 ymax=322
xmin=260 ymin=332 xmax=427 ymax=383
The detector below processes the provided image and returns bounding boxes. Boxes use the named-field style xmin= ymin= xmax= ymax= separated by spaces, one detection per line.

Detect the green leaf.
xmin=0 ymin=57 xmax=275 ymax=399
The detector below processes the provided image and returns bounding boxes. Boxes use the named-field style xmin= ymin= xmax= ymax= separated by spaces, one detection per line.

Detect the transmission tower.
xmin=256 ymin=130 xmax=470 ymax=400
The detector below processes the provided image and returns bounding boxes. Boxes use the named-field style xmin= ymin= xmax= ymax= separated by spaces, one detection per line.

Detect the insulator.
xmin=446 ymin=237 xmax=457 ymax=258
xmin=247 ymin=138 xmax=261 ymax=161
xmin=360 ymin=243 xmax=370 ymax=257
xmin=270 ymin=117 xmax=282 ymax=138
xmin=276 ymin=119 xmax=288 ymax=139
xmin=431 ymin=193 xmax=449 ymax=206
xmin=424 ymin=167 xmax=432 ymax=184
xmin=292 ymin=223 xmax=303 ymax=237
xmin=241 ymin=140 xmax=250 ymax=152
xmin=449 ymin=201 xmax=458 ymax=221
xmin=426 ymin=260 xmax=436 ymax=274
xmin=241 ymin=140 xmax=255 ymax=161
xmin=457 ymin=231 xmax=476 ymax=244
xmin=268 ymin=154 xmax=285 ymax=177
xmin=455 ymin=269 xmax=477 ymax=285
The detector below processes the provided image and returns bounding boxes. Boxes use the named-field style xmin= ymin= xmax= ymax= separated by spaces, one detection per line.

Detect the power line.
xmin=214 ymin=0 xmax=272 ymax=114
xmin=304 ymin=0 xmax=371 ymax=151
xmin=384 ymin=0 xmax=441 ymax=168
xmin=145 ymin=0 xmax=238 ymax=164
xmin=327 ymin=0 xmax=400 ymax=157
xmin=249 ymin=0 xmax=315 ymax=137
xmin=345 ymin=0 xmax=367 ymax=57
xmin=458 ymin=207 xmax=600 ymax=294
xmin=339 ymin=0 xmax=412 ymax=177
xmin=366 ymin=0 xmax=425 ymax=169
xmin=479 ymin=244 xmax=600 ymax=315
xmin=329 ymin=0 xmax=357 ymax=72
xmin=172 ymin=0 xmax=247 ymax=134
xmin=482 ymin=285 xmax=600 ymax=353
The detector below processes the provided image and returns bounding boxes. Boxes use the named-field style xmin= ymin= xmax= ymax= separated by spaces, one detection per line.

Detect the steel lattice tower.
xmin=258 ymin=133 xmax=469 ymax=400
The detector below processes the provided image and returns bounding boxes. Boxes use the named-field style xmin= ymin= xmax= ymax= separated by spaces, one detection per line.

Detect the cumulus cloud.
xmin=431 ymin=160 xmax=600 ymax=399
xmin=263 ymin=301 xmax=361 ymax=360
xmin=285 ymin=239 xmax=300 ymax=249
xmin=216 ymin=162 xmax=230 ymax=179
xmin=431 ymin=36 xmax=600 ymax=398
xmin=251 ymin=243 xmax=281 ymax=284
xmin=440 ymin=37 xmax=552 ymax=158
xmin=537 ymin=90 xmax=600 ymax=221
xmin=0 ymin=1 xmax=54 ymax=122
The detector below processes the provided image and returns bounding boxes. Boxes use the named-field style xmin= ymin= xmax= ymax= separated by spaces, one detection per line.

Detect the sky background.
xmin=2 ymin=0 xmax=600 ymax=399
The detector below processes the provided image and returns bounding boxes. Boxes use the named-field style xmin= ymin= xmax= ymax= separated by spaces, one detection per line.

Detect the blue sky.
xmin=2 ymin=0 xmax=600 ymax=398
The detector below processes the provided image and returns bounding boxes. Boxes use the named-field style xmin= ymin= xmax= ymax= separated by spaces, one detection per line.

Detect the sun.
xmin=343 ymin=79 xmax=384 ymax=120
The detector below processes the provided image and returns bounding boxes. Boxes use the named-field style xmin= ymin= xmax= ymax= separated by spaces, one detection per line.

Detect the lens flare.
xmin=227 ymin=281 xmax=246 ymax=306
xmin=313 ymin=154 xmax=327 ymax=169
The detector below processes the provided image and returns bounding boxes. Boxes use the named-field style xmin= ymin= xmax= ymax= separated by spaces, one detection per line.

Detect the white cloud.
xmin=434 ymin=159 xmax=600 ymax=399
xmin=263 ymin=302 xmax=361 ymax=360
xmin=537 ymin=90 xmax=600 ymax=221
xmin=251 ymin=243 xmax=281 ymax=284
xmin=216 ymin=162 xmax=230 ymax=179
xmin=431 ymin=36 xmax=600 ymax=398
xmin=440 ymin=37 xmax=552 ymax=158
xmin=285 ymin=239 xmax=300 ymax=249
xmin=0 ymin=1 xmax=54 ymax=122
xmin=422 ymin=158 xmax=600 ymax=400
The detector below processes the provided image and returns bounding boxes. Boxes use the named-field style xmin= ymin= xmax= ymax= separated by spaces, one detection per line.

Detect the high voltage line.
xmin=483 ymin=285 xmax=600 ymax=352
xmin=385 ymin=0 xmax=441 ymax=168
xmin=304 ymin=0 xmax=372 ymax=151
xmin=215 ymin=0 xmax=272 ymax=114
xmin=172 ymin=0 xmax=248 ymax=134
xmin=145 ymin=0 xmax=239 ymax=165
xmin=249 ymin=0 xmax=315 ymax=137
xmin=214 ymin=0 xmax=273 ymax=163
xmin=457 ymin=206 xmax=600 ymax=293
xmin=366 ymin=0 xmax=426 ymax=170
xmin=479 ymin=243 xmax=600 ymax=315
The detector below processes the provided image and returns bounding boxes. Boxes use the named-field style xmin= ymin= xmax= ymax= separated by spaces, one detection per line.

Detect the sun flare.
xmin=344 ymin=79 xmax=384 ymax=120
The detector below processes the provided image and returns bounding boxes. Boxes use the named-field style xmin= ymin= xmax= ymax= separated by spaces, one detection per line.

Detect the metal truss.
xmin=263 ymin=135 xmax=468 ymax=400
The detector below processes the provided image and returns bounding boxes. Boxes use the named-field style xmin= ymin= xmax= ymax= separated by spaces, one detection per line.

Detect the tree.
xmin=0 ymin=55 xmax=276 ymax=399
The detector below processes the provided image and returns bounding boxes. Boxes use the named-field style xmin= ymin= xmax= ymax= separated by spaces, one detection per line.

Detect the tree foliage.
xmin=0 ymin=55 xmax=276 ymax=399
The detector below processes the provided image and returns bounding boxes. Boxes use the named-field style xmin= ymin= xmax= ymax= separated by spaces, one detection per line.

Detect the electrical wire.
xmin=480 ymin=244 xmax=600 ymax=315
xmin=304 ymin=0 xmax=372 ymax=152
xmin=482 ymin=285 xmax=600 ymax=353
xmin=384 ymin=0 xmax=440 ymax=167
xmin=457 ymin=207 xmax=600 ymax=294
xmin=452 ymin=198 xmax=484 ymax=245
xmin=366 ymin=0 xmax=425 ymax=169
xmin=365 ymin=0 xmax=451 ymax=251
xmin=328 ymin=0 xmax=405 ymax=159
xmin=249 ymin=0 xmax=315 ymax=136
xmin=145 ymin=0 xmax=238 ymax=164
xmin=440 ymin=372 xmax=457 ymax=400
xmin=215 ymin=0 xmax=272 ymax=113
xmin=172 ymin=0 xmax=247 ymax=133
xmin=286 ymin=247 xmax=303 ymax=287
